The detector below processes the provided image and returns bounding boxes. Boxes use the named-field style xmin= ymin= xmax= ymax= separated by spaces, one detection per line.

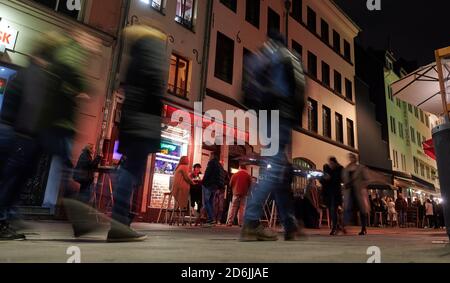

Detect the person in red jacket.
xmin=227 ymin=165 xmax=252 ymax=227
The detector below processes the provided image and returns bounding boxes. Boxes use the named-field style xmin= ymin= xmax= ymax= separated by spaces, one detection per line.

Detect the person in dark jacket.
xmin=321 ymin=157 xmax=344 ymax=235
xmin=108 ymin=26 xmax=168 ymax=242
xmin=73 ymin=144 xmax=101 ymax=204
xmin=395 ymin=193 xmax=408 ymax=228
xmin=240 ymin=31 xmax=306 ymax=241
xmin=0 ymin=31 xmax=89 ymax=241
xmin=202 ymin=152 xmax=225 ymax=227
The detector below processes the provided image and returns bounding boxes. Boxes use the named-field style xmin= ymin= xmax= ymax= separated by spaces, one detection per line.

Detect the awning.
xmin=422 ymin=139 xmax=436 ymax=160
xmin=392 ymin=61 xmax=450 ymax=115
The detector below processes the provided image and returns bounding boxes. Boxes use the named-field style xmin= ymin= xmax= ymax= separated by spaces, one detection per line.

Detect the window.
xmin=307 ymin=51 xmax=317 ymax=78
xmin=401 ymin=154 xmax=407 ymax=171
xmin=344 ymin=40 xmax=351 ymax=61
xmin=414 ymin=157 xmax=419 ymax=174
xmin=420 ymin=109 xmax=425 ymax=123
xmin=214 ymin=32 xmax=234 ymax=84
xmin=417 ymin=132 xmax=421 ymax=146
xmin=408 ymin=104 xmax=413 ymax=113
xmin=390 ymin=117 xmax=396 ymax=134
xmin=414 ymin=107 xmax=419 ymax=118
xmin=267 ymin=7 xmax=280 ymax=34
xmin=420 ymin=163 xmax=425 ymax=177
xmin=386 ymin=58 xmax=393 ymax=70
xmin=242 ymin=47 xmax=253 ymax=90
xmin=387 ymin=86 xmax=393 ymax=101
xmin=220 ymin=0 xmax=237 ymax=12
xmin=426 ymin=166 xmax=430 ymax=180
xmin=396 ymin=98 xmax=402 ymax=108
xmin=168 ymin=54 xmax=190 ymax=98
xmin=292 ymin=40 xmax=303 ymax=58
xmin=410 ymin=127 xmax=416 ymax=143
xmin=426 ymin=115 xmax=430 ymax=128
xmin=393 ymin=150 xmax=398 ymax=168
xmin=335 ymin=113 xmax=344 ymax=143
xmin=175 ymin=0 xmax=195 ymax=29
xmin=431 ymin=169 xmax=437 ymax=180
xmin=322 ymin=61 xmax=330 ymax=87
xmin=422 ymin=136 xmax=426 ymax=144
xmin=291 ymin=0 xmax=302 ymax=22
xmin=32 ymin=0 xmax=84 ymax=19
xmin=399 ymin=122 xmax=404 ymax=139
xmin=333 ymin=30 xmax=341 ymax=53
xmin=321 ymin=19 xmax=329 ymax=44
xmin=347 ymin=119 xmax=355 ymax=147
xmin=307 ymin=7 xmax=317 ymax=33
xmin=334 ymin=70 xmax=342 ymax=94
xmin=245 ymin=0 xmax=260 ymax=28
xmin=307 ymin=98 xmax=318 ymax=133
xmin=322 ymin=106 xmax=331 ymax=138
xmin=345 ymin=79 xmax=353 ymax=100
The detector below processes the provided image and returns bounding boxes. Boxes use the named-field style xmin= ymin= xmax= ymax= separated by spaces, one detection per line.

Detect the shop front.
xmin=0 ymin=1 xmax=116 ymax=215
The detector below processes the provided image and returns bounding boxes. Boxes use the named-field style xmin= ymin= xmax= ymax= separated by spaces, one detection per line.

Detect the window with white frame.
xmin=175 ymin=0 xmax=196 ymax=29
xmin=32 ymin=0 xmax=84 ymax=20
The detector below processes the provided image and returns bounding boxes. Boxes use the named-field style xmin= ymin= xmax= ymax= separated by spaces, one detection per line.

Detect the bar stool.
xmin=269 ymin=201 xmax=278 ymax=228
xmin=169 ymin=198 xmax=192 ymax=226
xmin=319 ymin=208 xmax=331 ymax=228
xmin=156 ymin=192 xmax=174 ymax=224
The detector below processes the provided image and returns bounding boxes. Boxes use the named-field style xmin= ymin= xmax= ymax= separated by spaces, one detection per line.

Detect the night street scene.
xmin=1 ymin=0 xmax=450 ymax=269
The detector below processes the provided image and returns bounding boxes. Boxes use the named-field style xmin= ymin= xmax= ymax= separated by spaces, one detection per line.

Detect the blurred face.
xmin=194 ymin=167 xmax=201 ymax=174
xmin=348 ymin=154 xmax=357 ymax=164
xmin=329 ymin=160 xmax=337 ymax=169
xmin=87 ymin=144 xmax=94 ymax=153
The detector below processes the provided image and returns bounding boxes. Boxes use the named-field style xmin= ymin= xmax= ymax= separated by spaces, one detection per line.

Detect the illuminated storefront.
xmin=0 ymin=0 xmax=118 ymax=214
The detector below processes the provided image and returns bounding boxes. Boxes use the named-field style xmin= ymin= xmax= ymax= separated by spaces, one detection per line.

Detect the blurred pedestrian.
xmin=304 ymin=178 xmax=321 ymax=229
xmin=227 ymin=165 xmax=252 ymax=227
xmin=202 ymin=153 xmax=225 ymax=227
xmin=342 ymin=153 xmax=371 ymax=236
xmin=0 ymin=30 xmax=89 ymax=241
xmin=73 ymin=144 xmax=101 ymax=204
xmin=321 ymin=157 xmax=344 ymax=235
xmin=240 ymin=30 xmax=306 ymax=241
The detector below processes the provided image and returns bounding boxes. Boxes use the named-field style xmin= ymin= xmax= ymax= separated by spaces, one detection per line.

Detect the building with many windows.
xmin=383 ymin=51 xmax=440 ymax=200
xmin=207 ymin=0 xmax=361 ymax=175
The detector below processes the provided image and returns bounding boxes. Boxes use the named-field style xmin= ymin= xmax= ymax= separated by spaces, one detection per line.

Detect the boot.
xmin=239 ymin=223 xmax=278 ymax=242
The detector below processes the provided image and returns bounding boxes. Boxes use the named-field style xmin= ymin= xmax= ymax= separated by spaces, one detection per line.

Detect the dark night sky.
xmin=333 ymin=0 xmax=450 ymax=66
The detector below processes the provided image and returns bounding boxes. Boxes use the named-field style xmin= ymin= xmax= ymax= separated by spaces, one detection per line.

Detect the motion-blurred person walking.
xmin=240 ymin=30 xmax=306 ymax=241
xmin=0 ymin=31 xmax=89 ymax=241
xmin=342 ymin=154 xmax=371 ymax=236
xmin=321 ymin=157 xmax=344 ymax=235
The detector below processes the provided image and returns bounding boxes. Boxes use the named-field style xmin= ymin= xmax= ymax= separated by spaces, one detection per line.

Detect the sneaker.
xmin=239 ymin=224 xmax=278 ymax=242
xmin=0 ymin=224 xmax=26 ymax=241
xmin=107 ymin=227 xmax=147 ymax=243
xmin=284 ymin=227 xmax=307 ymax=241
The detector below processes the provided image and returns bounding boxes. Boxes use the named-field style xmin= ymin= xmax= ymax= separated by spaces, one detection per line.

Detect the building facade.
xmin=0 ymin=0 xmax=126 ymax=214
xmin=109 ymin=0 xmax=211 ymax=219
xmin=207 ymin=0 xmax=361 ymax=173
xmin=383 ymin=51 xmax=440 ymax=201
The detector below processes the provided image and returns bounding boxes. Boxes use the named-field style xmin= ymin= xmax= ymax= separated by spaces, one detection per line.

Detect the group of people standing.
xmin=171 ymin=153 xmax=254 ymax=228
